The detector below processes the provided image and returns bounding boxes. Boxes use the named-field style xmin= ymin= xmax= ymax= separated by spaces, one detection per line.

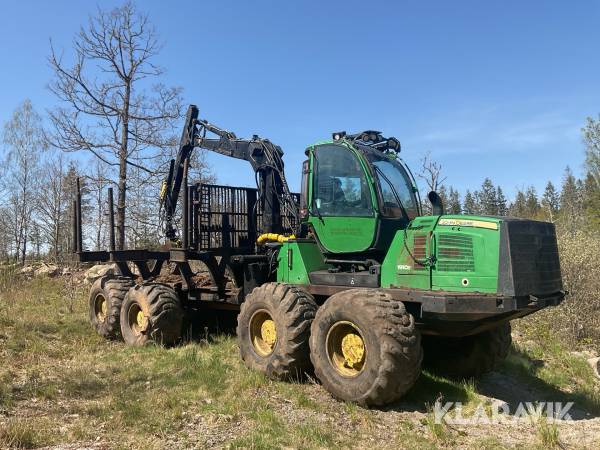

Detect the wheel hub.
xmin=95 ymin=294 xmax=107 ymax=322
xmin=249 ymin=310 xmax=277 ymax=356
xmin=128 ymin=303 xmax=148 ymax=335
xmin=341 ymin=332 xmax=365 ymax=368
xmin=136 ymin=310 xmax=148 ymax=331
xmin=326 ymin=321 xmax=366 ymax=377
xmin=260 ymin=319 xmax=277 ymax=347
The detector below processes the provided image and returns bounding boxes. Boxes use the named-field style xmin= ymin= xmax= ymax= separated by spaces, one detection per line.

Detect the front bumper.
xmin=383 ymin=288 xmax=566 ymax=336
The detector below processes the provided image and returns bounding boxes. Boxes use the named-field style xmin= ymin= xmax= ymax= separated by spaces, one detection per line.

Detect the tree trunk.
xmin=54 ymin=220 xmax=60 ymax=262
xmin=21 ymin=231 xmax=27 ymax=265
xmin=116 ymin=82 xmax=131 ymax=250
xmin=117 ymin=153 xmax=127 ymax=250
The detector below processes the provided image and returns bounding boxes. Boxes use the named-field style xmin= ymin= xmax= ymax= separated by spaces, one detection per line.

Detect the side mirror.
xmin=428 ymin=191 xmax=444 ymax=216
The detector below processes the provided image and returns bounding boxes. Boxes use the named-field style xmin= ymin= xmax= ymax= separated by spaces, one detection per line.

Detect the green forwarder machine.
xmin=75 ymin=105 xmax=565 ymax=406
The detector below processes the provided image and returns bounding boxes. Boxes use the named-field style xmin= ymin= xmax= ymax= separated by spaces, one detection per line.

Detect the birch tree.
xmin=2 ymin=99 xmax=45 ymax=264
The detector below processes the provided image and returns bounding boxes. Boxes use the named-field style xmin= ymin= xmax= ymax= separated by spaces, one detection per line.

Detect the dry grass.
xmin=1 ymin=278 xmax=599 ymax=449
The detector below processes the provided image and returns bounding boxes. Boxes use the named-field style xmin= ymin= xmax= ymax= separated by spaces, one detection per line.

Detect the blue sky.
xmin=1 ymin=1 xmax=599 ymax=199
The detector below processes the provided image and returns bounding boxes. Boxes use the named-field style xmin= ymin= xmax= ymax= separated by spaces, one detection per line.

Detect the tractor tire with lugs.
xmin=120 ymin=283 xmax=184 ymax=346
xmin=310 ymin=289 xmax=422 ymax=407
xmin=422 ymin=322 xmax=512 ymax=378
xmin=237 ymin=283 xmax=317 ymax=380
xmin=89 ymin=276 xmax=134 ymax=339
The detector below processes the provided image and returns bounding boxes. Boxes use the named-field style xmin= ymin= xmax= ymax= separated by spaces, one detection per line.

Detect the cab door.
xmin=307 ymin=144 xmax=378 ymax=254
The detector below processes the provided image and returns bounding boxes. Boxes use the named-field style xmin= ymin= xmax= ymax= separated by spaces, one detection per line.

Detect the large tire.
xmin=237 ymin=283 xmax=317 ymax=380
xmin=422 ymin=322 xmax=512 ymax=378
xmin=310 ymin=289 xmax=422 ymax=407
xmin=89 ymin=276 xmax=134 ymax=339
xmin=120 ymin=283 xmax=184 ymax=346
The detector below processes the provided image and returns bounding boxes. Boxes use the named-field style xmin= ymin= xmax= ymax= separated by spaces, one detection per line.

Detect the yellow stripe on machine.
xmin=438 ymin=218 xmax=498 ymax=230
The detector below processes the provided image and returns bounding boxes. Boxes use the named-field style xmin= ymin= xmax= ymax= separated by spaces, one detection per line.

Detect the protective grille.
xmin=437 ymin=233 xmax=475 ymax=272
xmin=412 ymin=234 xmax=427 ymax=270
xmin=197 ymin=183 xmax=299 ymax=251
xmin=504 ymin=220 xmax=562 ymax=296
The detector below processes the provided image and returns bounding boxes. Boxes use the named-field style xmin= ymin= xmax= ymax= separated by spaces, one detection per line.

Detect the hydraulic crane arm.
xmin=160 ymin=104 xmax=298 ymax=242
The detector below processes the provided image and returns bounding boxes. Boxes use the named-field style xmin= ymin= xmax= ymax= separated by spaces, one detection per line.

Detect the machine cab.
xmin=301 ymin=135 xmax=421 ymax=258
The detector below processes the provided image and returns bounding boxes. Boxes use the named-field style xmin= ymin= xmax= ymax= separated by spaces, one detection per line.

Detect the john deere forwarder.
xmin=76 ymin=105 xmax=565 ymax=406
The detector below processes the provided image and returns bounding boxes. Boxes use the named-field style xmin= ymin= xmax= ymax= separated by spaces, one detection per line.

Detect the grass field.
xmin=1 ymin=276 xmax=599 ymax=449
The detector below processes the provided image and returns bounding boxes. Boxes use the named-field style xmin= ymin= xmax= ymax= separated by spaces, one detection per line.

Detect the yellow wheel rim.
xmin=94 ymin=294 xmax=108 ymax=322
xmin=326 ymin=321 xmax=366 ymax=377
xmin=249 ymin=310 xmax=277 ymax=356
xmin=127 ymin=303 xmax=148 ymax=335
xmin=136 ymin=311 xmax=146 ymax=328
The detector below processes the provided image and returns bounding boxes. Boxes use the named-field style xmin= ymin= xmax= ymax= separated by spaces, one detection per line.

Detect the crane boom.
xmin=161 ymin=105 xmax=298 ymax=242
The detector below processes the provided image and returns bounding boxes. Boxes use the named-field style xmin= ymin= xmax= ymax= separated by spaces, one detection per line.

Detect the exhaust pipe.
xmin=428 ymin=191 xmax=444 ymax=216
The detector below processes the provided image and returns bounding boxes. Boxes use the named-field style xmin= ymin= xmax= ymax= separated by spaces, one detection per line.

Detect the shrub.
xmin=522 ymin=228 xmax=600 ymax=349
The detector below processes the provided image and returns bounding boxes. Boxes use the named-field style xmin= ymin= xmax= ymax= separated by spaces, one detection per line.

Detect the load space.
xmin=75 ymin=105 xmax=565 ymax=407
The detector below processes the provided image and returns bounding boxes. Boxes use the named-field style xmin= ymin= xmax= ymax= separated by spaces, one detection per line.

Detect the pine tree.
xmin=582 ymin=172 xmax=600 ymax=230
xmin=510 ymin=189 xmax=527 ymax=218
xmin=448 ymin=187 xmax=461 ymax=214
xmin=541 ymin=181 xmax=560 ymax=222
xmin=478 ymin=178 xmax=498 ymax=215
xmin=559 ymin=166 xmax=582 ymax=229
xmin=438 ymin=185 xmax=449 ymax=210
xmin=525 ymin=186 xmax=540 ymax=219
xmin=463 ymin=190 xmax=477 ymax=215
xmin=496 ymin=186 xmax=508 ymax=216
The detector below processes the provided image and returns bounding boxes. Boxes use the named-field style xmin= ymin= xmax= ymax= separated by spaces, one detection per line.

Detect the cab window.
xmin=312 ymin=144 xmax=373 ymax=217
xmin=366 ymin=151 xmax=419 ymax=219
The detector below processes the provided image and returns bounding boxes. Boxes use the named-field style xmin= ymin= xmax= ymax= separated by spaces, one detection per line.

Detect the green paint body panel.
xmin=308 ymin=216 xmax=377 ymax=253
xmin=380 ymin=216 xmax=438 ymax=290
xmin=431 ymin=215 xmax=500 ymax=293
xmin=381 ymin=214 xmax=502 ymax=293
xmin=278 ymin=214 xmax=504 ymax=296
xmin=280 ymin=137 xmax=507 ymax=296
xmin=277 ymin=241 xmax=329 ymax=284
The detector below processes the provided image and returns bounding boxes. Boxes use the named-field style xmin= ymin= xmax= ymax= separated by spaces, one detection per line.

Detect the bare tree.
xmin=582 ymin=115 xmax=600 ymax=188
xmin=417 ymin=151 xmax=447 ymax=193
xmin=87 ymin=159 xmax=110 ymax=251
xmin=417 ymin=151 xmax=447 ymax=214
xmin=0 ymin=206 xmax=11 ymax=262
xmin=0 ymin=164 xmax=10 ymax=262
xmin=37 ymin=152 xmax=70 ymax=262
xmin=2 ymin=99 xmax=45 ymax=264
xmin=47 ymin=1 xmax=183 ymax=249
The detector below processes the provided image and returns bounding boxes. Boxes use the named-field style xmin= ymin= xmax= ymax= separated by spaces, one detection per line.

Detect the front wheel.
xmin=310 ymin=289 xmax=422 ymax=407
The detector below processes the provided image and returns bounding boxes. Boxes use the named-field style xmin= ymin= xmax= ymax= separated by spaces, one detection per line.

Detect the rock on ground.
xmin=84 ymin=264 xmax=116 ymax=283
xmin=34 ymin=263 xmax=59 ymax=277
xmin=589 ymin=357 xmax=600 ymax=379
xmin=19 ymin=265 xmax=35 ymax=277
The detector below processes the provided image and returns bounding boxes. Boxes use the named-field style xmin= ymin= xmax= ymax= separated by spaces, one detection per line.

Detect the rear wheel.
xmin=120 ymin=283 xmax=184 ymax=346
xmin=422 ymin=322 xmax=512 ymax=378
xmin=237 ymin=283 xmax=317 ymax=380
xmin=310 ymin=289 xmax=422 ymax=406
xmin=89 ymin=276 xmax=133 ymax=339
